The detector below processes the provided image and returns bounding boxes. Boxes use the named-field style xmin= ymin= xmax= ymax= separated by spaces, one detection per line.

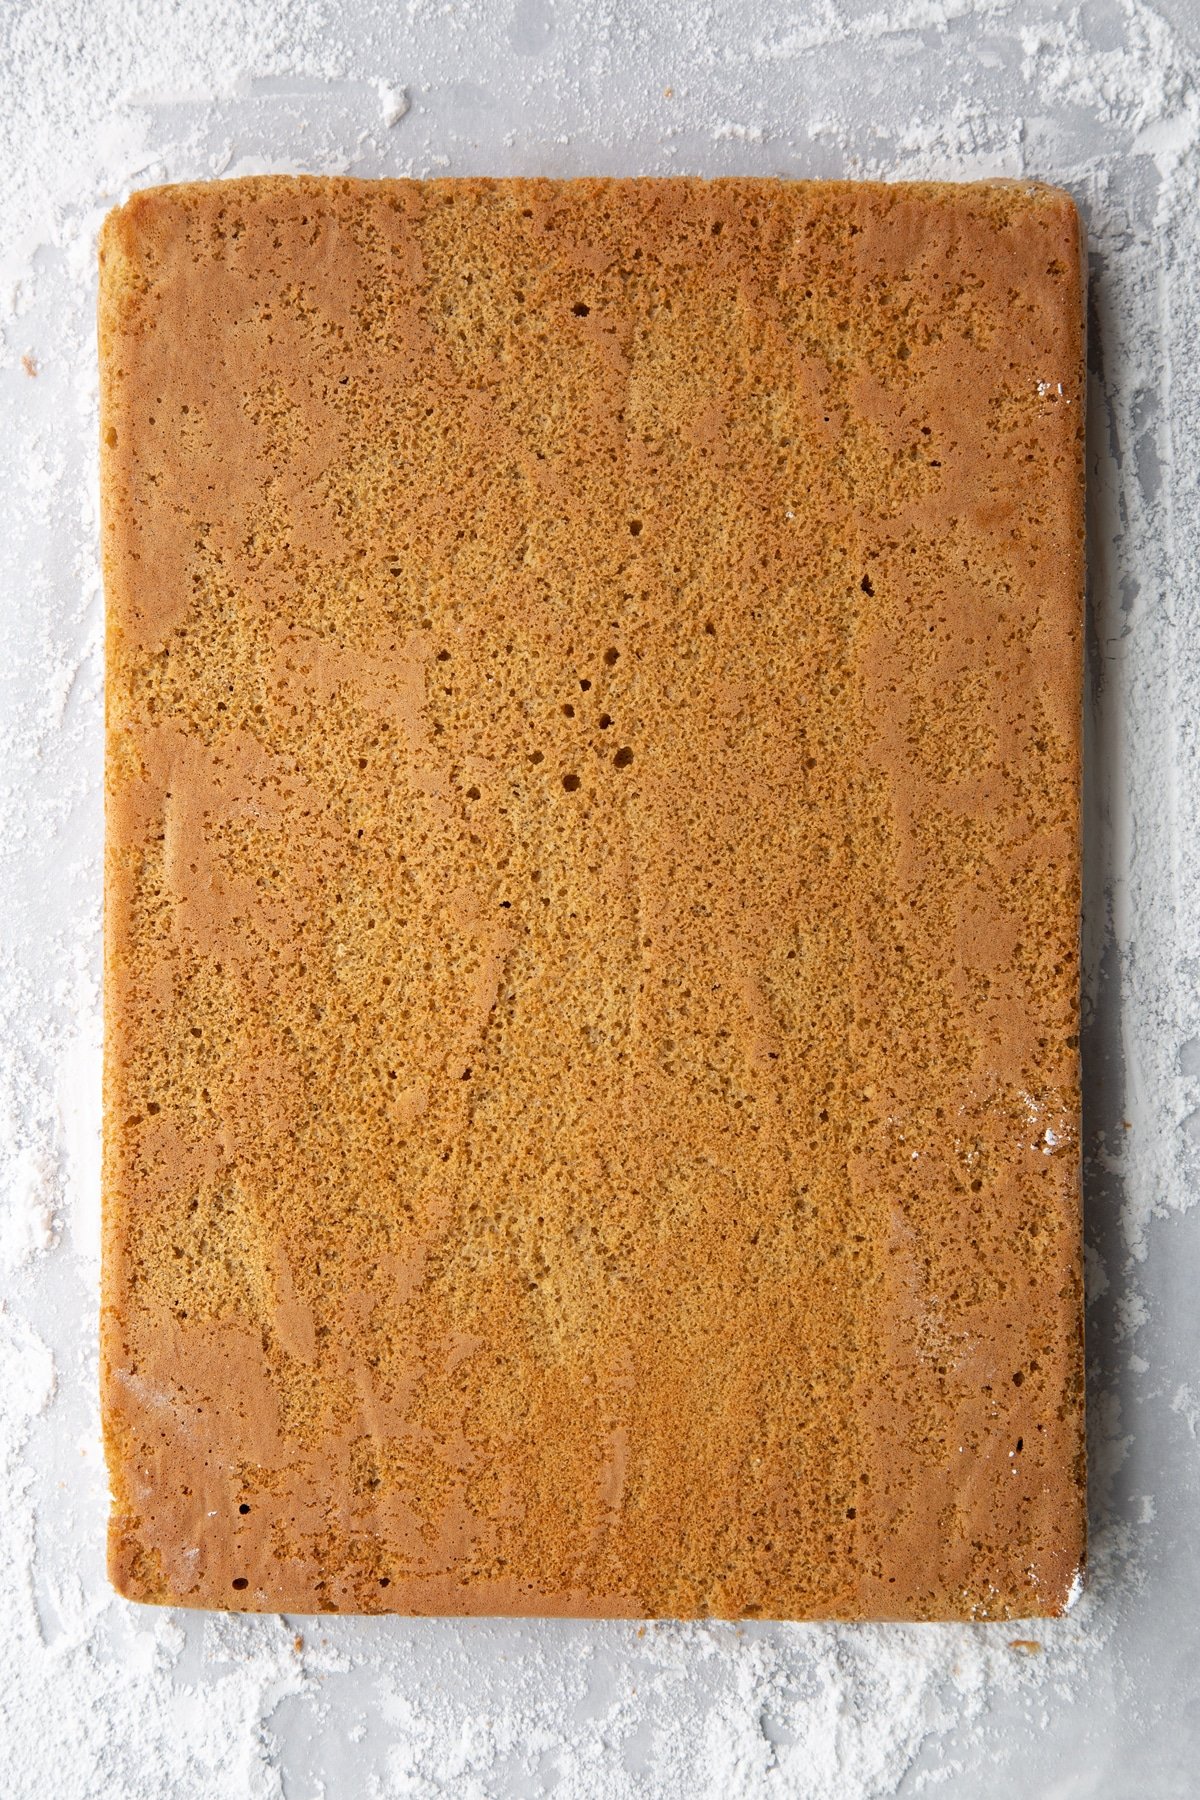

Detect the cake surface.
xmin=100 ymin=175 xmax=1085 ymax=1620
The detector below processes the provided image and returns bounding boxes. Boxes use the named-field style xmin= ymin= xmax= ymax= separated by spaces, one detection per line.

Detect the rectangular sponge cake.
xmin=99 ymin=176 xmax=1086 ymax=1619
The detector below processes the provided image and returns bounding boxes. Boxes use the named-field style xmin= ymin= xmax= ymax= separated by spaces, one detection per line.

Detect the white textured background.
xmin=2 ymin=2 xmax=1199 ymax=1795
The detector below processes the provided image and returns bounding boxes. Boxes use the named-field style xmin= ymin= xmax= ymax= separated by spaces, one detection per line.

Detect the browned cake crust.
xmin=99 ymin=176 xmax=1086 ymax=1619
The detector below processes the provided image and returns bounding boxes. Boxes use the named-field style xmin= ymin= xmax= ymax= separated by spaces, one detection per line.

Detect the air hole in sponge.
xmin=232 ymin=1578 xmax=249 ymax=1591
xmin=572 ymin=302 xmax=590 ymax=317
xmin=861 ymin=575 xmax=875 ymax=596
xmin=562 ymin=773 xmax=581 ymax=792
xmin=604 ymin=647 xmax=620 ymax=666
xmin=599 ymin=714 xmax=613 ymax=730
xmin=1012 ymin=1370 xmax=1024 ymax=1386
xmin=628 ymin=520 xmax=642 ymax=537
xmin=613 ymin=746 xmax=634 ymax=769
xmin=379 ymin=1577 xmax=390 ymax=1587
xmin=239 ymin=1503 xmax=250 ymax=1515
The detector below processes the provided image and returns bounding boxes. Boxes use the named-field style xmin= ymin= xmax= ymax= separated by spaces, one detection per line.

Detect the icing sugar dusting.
xmin=2 ymin=0 xmax=1198 ymax=1793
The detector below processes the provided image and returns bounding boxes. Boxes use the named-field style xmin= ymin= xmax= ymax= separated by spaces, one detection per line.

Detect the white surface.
xmin=2 ymin=1 xmax=1199 ymax=1795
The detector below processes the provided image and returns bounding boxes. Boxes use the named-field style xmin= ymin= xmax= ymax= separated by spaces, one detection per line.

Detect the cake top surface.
xmin=100 ymin=174 xmax=1085 ymax=1620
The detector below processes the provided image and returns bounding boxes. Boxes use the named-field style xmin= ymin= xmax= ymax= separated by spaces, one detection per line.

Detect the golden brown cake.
xmin=99 ymin=175 xmax=1086 ymax=1619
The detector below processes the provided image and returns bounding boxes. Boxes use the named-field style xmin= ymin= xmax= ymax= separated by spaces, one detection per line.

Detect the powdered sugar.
xmin=3 ymin=0 xmax=1199 ymax=1794
xmin=376 ymin=81 xmax=411 ymax=129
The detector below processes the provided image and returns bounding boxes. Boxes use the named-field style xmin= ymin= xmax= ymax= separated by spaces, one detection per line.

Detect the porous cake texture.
xmin=100 ymin=176 xmax=1086 ymax=1619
